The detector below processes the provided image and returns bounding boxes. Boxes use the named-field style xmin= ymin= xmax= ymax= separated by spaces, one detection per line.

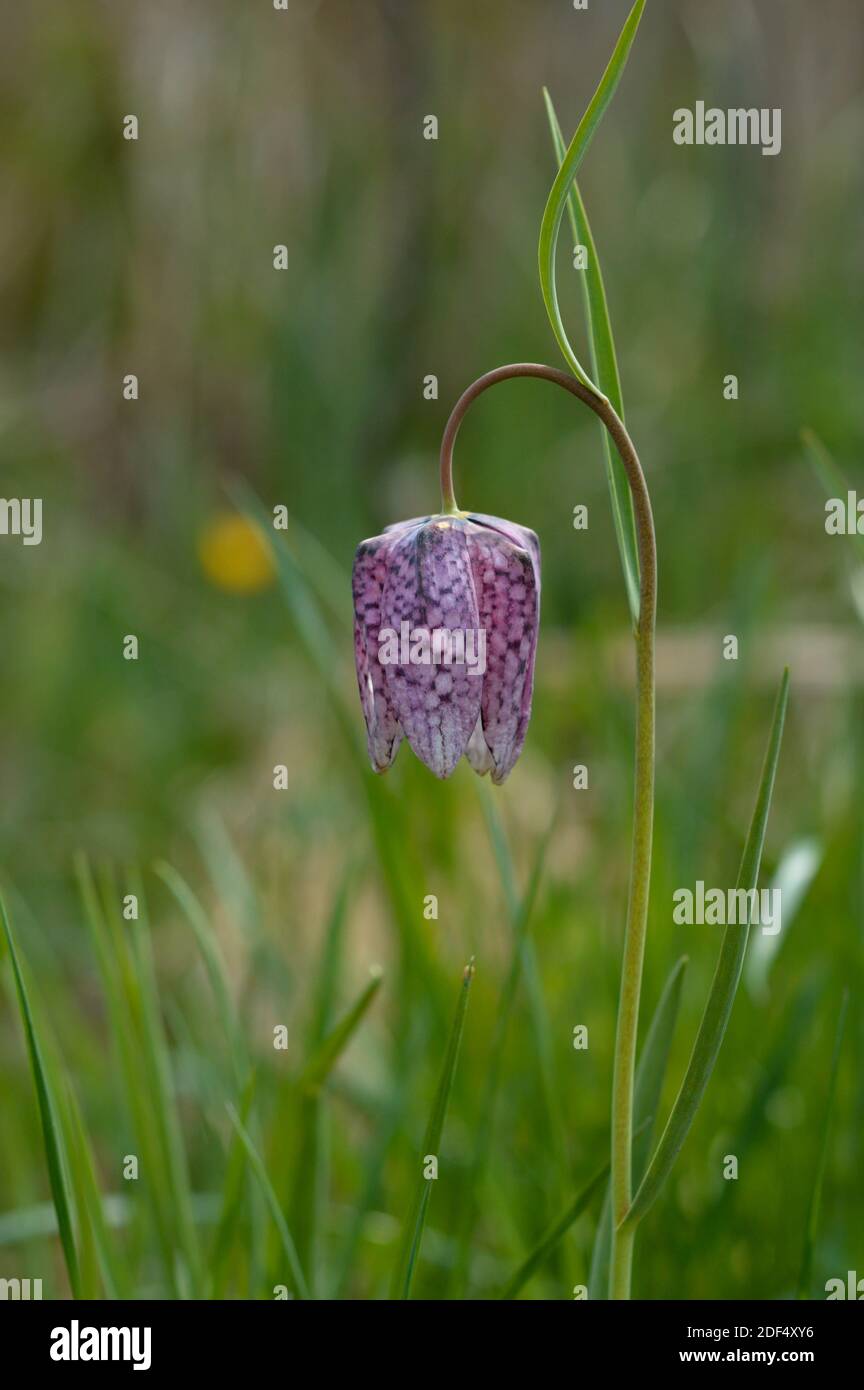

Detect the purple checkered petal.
xmin=352 ymin=532 xmax=404 ymax=772
xmin=467 ymin=513 xmax=541 ymax=589
xmin=380 ymin=518 xmax=483 ymax=779
xmin=466 ymin=518 xmax=540 ymax=784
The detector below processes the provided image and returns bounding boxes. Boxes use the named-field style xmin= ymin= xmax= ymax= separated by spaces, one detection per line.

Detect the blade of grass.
xmin=589 ymin=954 xmax=688 ymax=1297
xmin=624 ymin=669 xmax=790 ymax=1229
xmin=154 ymin=859 xmax=247 ymax=1088
xmin=232 ymin=482 xmax=358 ymax=744
xmin=76 ymin=857 xmax=177 ymax=1286
xmin=501 ymin=1164 xmax=608 ymax=1300
xmin=480 ymin=790 xmax=567 ymax=1176
xmin=0 ymin=891 xmax=81 ymax=1297
xmin=0 ymin=914 xmax=114 ymax=1297
xmin=125 ymin=867 xmax=204 ymax=1294
xmin=797 ymin=990 xmax=848 ymax=1298
xmin=451 ymin=799 xmax=558 ymax=1296
xmin=76 ymin=857 xmax=202 ymax=1296
xmin=289 ymin=1099 xmax=326 ymax=1300
xmin=63 ymin=1081 xmax=123 ymax=1299
xmin=544 ymin=87 xmax=639 ymax=625
xmin=361 ymin=774 xmax=447 ymax=1016
xmin=287 ymin=511 xmax=354 ymax=628
xmin=226 ymin=1103 xmax=310 ymax=1300
xmin=297 ymin=967 xmax=383 ymax=1097
xmin=289 ymin=867 xmax=353 ymax=1297
xmin=284 ymin=952 xmax=384 ymax=1291
xmin=538 ymin=0 xmax=644 ymax=387
xmin=308 ymin=865 xmax=354 ymax=1045
xmin=392 ymin=959 xmax=475 ymax=1299
xmin=502 ymin=1121 xmax=652 ymax=1301
xmin=209 ymin=1073 xmax=257 ymax=1297
xmin=631 ymin=957 xmax=689 ymax=1180
xmin=332 ymin=1080 xmax=408 ymax=1299
xmin=196 ymin=811 xmax=262 ymax=942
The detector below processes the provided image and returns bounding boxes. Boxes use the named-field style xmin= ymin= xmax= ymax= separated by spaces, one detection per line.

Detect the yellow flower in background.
xmin=198 ymin=513 xmax=276 ymax=594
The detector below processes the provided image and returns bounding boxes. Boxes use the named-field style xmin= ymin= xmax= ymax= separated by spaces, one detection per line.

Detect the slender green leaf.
xmin=209 ymin=1073 xmax=257 ymax=1297
xmin=797 ymin=991 xmax=848 ymax=1298
xmin=288 ymin=511 xmax=353 ymax=629
xmin=480 ymin=789 xmax=567 ymax=1179
xmin=501 ymin=1162 xmax=609 ymax=1300
xmin=538 ymin=0 xmax=645 ymax=389
xmin=226 ymin=1103 xmax=310 ymax=1300
xmin=0 ymin=923 xmax=112 ymax=1297
xmin=290 ymin=867 xmax=354 ymax=1296
xmin=589 ymin=955 xmax=688 ymax=1298
xmin=232 ymin=481 xmax=358 ymax=745
xmin=76 ymin=858 xmax=202 ymax=1296
xmin=309 ymin=865 xmax=354 ymax=1046
xmin=393 ymin=960 xmax=475 ymax=1299
xmin=196 ymin=811 xmax=262 ymax=942
xmin=450 ymin=799 xmax=559 ymax=1297
xmin=0 ymin=892 xmax=81 ymax=1296
xmin=624 ymin=669 xmax=790 ymax=1228
xmin=504 ymin=1119 xmax=651 ymax=1300
xmin=297 ymin=967 xmax=383 ymax=1096
xmin=76 ymin=858 xmax=179 ymax=1286
xmin=62 ymin=1082 xmax=123 ymax=1299
xmin=154 ymin=859 xmax=247 ymax=1086
xmin=332 ymin=1079 xmax=408 ymax=1299
xmin=544 ymin=87 xmax=640 ymax=625
xmin=632 ymin=957 xmax=689 ymax=1181
xmin=126 ymin=867 xmax=203 ymax=1294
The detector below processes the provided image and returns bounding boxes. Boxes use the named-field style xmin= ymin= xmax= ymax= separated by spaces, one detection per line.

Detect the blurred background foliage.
xmin=0 ymin=0 xmax=861 ymax=1299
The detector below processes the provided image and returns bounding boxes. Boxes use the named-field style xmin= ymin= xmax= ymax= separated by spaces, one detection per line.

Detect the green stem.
xmin=439 ymin=363 xmax=656 ymax=1300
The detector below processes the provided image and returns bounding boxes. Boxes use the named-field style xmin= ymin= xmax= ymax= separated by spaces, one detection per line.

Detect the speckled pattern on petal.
xmin=352 ymin=533 xmax=404 ymax=772
xmin=381 ymin=519 xmax=482 ymax=779
xmin=467 ymin=519 xmax=540 ymax=784
xmin=467 ymin=513 xmax=541 ymax=588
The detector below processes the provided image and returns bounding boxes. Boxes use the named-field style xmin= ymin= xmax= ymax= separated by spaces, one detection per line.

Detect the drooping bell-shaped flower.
xmin=352 ymin=512 xmax=540 ymax=783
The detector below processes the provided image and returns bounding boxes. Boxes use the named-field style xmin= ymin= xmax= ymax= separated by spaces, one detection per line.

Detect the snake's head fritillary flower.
xmin=352 ymin=512 xmax=540 ymax=783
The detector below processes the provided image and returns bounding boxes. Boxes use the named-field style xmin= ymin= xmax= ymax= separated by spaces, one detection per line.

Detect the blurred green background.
xmin=0 ymin=0 xmax=862 ymax=1299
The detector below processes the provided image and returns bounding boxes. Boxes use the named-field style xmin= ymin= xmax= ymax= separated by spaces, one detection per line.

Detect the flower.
xmin=198 ymin=513 xmax=276 ymax=594
xmin=352 ymin=512 xmax=540 ymax=782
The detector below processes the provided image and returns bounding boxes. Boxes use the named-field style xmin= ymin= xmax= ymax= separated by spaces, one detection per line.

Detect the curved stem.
xmin=440 ymin=363 xmax=656 ymax=1299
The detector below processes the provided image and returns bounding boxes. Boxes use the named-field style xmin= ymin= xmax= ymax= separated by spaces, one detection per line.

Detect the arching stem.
xmin=440 ymin=363 xmax=656 ymax=1299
